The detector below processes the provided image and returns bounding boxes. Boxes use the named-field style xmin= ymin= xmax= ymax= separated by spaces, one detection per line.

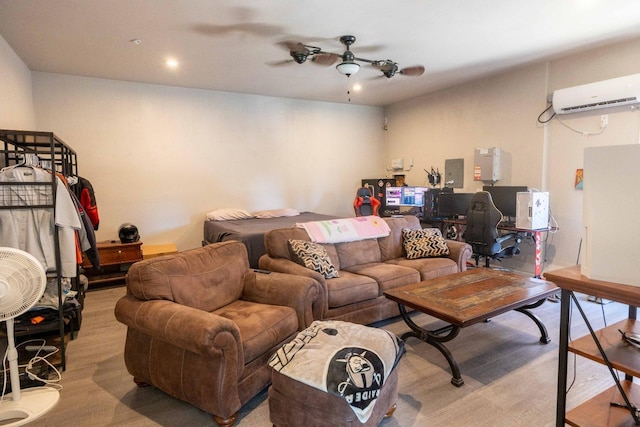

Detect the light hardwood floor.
xmin=24 ymin=283 xmax=631 ymax=426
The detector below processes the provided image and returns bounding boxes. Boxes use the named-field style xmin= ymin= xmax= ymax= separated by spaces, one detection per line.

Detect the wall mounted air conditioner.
xmin=552 ymin=73 xmax=640 ymax=114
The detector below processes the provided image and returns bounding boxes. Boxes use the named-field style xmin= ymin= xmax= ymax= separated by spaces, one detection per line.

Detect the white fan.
xmin=0 ymin=247 xmax=59 ymax=426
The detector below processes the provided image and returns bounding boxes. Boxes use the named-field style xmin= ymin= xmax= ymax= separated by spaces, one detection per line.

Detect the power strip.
xmin=25 ymin=345 xmax=57 ymax=352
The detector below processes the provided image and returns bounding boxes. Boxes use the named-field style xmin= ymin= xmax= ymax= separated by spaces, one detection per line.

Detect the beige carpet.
xmin=23 ymin=284 xmax=629 ymax=426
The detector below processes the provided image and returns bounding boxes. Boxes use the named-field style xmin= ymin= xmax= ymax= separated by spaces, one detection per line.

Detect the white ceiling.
xmin=2 ymin=0 xmax=640 ymax=106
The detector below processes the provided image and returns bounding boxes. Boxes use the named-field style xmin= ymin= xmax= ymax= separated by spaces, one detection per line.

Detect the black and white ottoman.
xmin=268 ymin=320 xmax=404 ymax=427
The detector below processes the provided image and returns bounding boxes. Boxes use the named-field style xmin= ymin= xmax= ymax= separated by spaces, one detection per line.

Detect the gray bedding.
xmin=203 ymin=212 xmax=339 ymax=268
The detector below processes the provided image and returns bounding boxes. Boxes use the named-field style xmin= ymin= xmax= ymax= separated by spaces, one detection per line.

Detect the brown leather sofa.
xmin=114 ymin=241 xmax=319 ymax=427
xmin=259 ymin=215 xmax=472 ymax=326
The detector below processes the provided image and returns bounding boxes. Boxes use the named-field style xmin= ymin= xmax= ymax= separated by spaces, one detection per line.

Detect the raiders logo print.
xmin=325 ymin=347 xmax=385 ymax=411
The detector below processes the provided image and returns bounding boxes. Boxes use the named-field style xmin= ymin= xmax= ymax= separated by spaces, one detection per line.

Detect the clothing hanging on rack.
xmin=73 ymin=176 xmax=99 ymax=230
xmin=0 ymin=165 xmax=81 ymax=277
xmin=69 ymin=189 xmax=100 ymax=268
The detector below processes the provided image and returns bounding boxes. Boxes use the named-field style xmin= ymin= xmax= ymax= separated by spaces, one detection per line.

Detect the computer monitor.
xmin=385 ymin=186 xmax=426 ymax=208
xmin=436 ymin=193 xmax=475 ymax=218
xmin=482 ymin=185 xmax=529 ymax=218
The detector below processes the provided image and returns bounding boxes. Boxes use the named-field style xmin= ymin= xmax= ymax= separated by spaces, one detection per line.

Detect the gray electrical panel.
xmin=444 ymin=158 xmax=464 ymax=188
xmin=474 ymin=147 xmax=501 ymax=183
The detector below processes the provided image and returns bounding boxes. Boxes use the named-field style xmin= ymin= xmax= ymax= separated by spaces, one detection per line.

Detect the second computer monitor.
xmin=482 ymin=185 xmax=529 ymax=218
xmin=436 ymin=192 xmax=475 ymax=218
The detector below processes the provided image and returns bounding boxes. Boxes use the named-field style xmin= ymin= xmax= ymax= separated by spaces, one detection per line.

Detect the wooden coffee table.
xmin=384 ymin=268 xmax=559 ymax=386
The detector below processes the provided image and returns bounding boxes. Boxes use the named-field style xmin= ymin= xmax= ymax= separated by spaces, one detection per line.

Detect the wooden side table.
xmin=142 ymin=243 xmax=177 ymax=260
xmin=81 ymin=241 xmax=143 ymax=288
xmin=545 ymin=265 xmax=640 ymax=426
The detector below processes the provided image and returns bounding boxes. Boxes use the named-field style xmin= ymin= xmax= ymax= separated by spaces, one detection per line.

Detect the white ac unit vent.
xmin=552 ymin=73 xmax=640 ymax=114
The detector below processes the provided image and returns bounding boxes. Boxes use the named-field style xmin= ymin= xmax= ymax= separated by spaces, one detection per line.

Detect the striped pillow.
xmin=402 ymin=228 xmax=450 ymax=259
xmin=288 ymin=240 xmax=339 ymax=279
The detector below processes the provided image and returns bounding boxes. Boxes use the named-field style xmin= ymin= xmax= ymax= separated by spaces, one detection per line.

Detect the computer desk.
xmin=438 ymin=218 xmax=557 ymax=278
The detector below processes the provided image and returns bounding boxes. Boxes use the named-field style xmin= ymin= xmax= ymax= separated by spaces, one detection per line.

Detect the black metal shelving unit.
xmin=0 ymin=129 xmax=82 ymax=370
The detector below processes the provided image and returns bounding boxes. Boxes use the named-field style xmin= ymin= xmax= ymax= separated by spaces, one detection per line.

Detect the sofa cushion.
xmin=378 ymin=216 xmax=422 ymax=261
xmin=325 ymin=271 xmax=379 ymax=308
xmin=288 ymin=239 xmax=339 ymax=279
xmin=402 ymin=228 xmax=451 ymax=259
xmin=335 ymin=239 xmax=381 ymax=269
xmin=344 ymin=262 xmax=420 ymax=294
xmin=125 ymin=241 xmax=247 ymax=312
xmin=215 ymin=299 xmax=298 ymax=364
xmin=386 ymin=257 xmax=459 ymax=281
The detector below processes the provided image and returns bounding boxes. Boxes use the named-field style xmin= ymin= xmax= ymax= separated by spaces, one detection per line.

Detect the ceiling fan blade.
xmin=267 ymin=59 xmax=295 ymax=67
xmin=278 ymin=41 xmax=310 ymax=55
xmin=311 ymin=52 xmax=339 ymax=66
xmin=192 ymin=22 xmax=284 ymax=38
xmin=399 ymin=65 xmax=425 ymax=76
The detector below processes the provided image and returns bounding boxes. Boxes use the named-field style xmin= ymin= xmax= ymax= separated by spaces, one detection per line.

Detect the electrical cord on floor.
xmin=0 ymin=338 xmax=63 ymax=405
xmin=24 ymin=345 xmax=63 ymax=389
xmin=600 ymin=301 xmax=608 ymax=328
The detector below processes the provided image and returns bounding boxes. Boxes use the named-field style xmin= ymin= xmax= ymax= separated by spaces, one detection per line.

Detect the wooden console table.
xmin=544 ymin=265 xmax=640 ymax=427
xmin=81 ymin=241 xmax=143 ymax=288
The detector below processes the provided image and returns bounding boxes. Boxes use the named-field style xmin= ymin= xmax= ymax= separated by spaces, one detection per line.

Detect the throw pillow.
xmin=402 ymin=228 xmax=450 ymax=259
xmin=205 ymin=208 xmax=253 ymax=221
xmin=288 ymin=239 xmax=339 ymax=279
xmin=252 ymin=208 xmax=300 ymax=219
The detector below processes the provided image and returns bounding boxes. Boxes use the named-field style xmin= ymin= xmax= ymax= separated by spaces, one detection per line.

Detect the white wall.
xmin=16 ymin=34 xmax=640 ymax=272
xmin=0 ymin=35 xmax=35 ymax=129
xmin=546 ymin=38 xmax=640 ymax=271
xmin=32 ymin=73 xmax=385 ymax=250
xmin=385 ymin=37 xmax=640 ymax=274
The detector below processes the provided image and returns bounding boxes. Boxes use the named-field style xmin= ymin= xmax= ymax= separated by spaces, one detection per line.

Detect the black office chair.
xmin=462 ymin=191 xmax=521 ymax=268
xmin=353 ymin=186 xmax=380 ymax=216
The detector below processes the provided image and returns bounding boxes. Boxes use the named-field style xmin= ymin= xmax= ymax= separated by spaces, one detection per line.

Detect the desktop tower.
xmin=515 ymin=191 xmax=549 ymax=230
xmin=423 ymin=187 xmax=453 ymax=219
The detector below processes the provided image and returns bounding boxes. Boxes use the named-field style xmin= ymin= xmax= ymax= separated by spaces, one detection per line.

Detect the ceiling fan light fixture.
xmin=336 ymin=61 xmax=360 ymax=76
xmin=290 ymin=52 xmax=308 ymax=64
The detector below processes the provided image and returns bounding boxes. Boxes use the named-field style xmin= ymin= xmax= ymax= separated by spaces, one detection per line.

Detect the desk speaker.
xmin=516 ymin=192 xmax=549 ymax=230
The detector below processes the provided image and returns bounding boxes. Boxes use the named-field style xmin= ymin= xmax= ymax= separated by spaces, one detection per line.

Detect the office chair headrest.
xmin=356 ymin=187 xmax=372 ymax=198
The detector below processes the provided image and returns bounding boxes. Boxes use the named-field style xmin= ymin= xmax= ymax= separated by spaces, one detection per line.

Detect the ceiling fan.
xmin=276 ymin=35 xmax=425 ymax=79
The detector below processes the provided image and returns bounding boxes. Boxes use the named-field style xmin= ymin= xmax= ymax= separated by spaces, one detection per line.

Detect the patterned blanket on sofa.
xmin=269 ymin=320 xmax=404 ymax=423
xmin=296 ymin=216 xmax=390 ymax=244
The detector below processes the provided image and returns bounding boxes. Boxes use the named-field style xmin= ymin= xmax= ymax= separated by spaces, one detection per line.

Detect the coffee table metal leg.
xmin=397 ymin=304 xmax=465 ymax=387
xmin=515 ymin=299 xmax=551 ymax=344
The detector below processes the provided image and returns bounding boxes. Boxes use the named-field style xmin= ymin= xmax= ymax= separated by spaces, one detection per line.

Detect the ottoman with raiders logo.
xmin=268 ymin=320 xmax=404 ymax=426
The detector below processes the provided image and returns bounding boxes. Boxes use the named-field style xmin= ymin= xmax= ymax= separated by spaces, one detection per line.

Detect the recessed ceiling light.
xmin=129 ymin=39 xmax=142 ymax=45
xmin=352 ymin=83 xmax=362 ymax=92
xmin=165 ymin=58 xmax=179 ymax=69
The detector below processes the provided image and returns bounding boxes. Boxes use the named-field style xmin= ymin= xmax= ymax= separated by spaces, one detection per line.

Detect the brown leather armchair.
xmin=114 ymin=241 xmax=319 ymax=426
